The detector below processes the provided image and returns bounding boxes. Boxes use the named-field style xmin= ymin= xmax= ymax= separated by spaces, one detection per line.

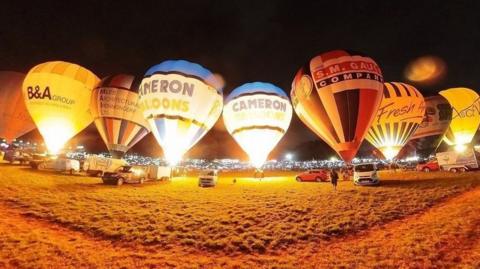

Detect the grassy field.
xmin=0 ymin=163 xmax=479 ymax=257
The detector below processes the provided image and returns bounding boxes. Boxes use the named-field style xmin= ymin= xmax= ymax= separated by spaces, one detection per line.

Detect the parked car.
xmin=296 ymin=169 xmax=329 ymax=182
xmin=398 ymin=162 xmax=418 ymax=171
xmin=102 ymin=165 xmax=147 ymax=185
xmin=29 ymin=154 xmax=51 ymax=169
xmin=416 ymin=160 xmax=440 ymax=172
xmin=198 ymin=169 xmax=218 ymax=187
xmin=353 ymin=163 xmax=379 ymax=186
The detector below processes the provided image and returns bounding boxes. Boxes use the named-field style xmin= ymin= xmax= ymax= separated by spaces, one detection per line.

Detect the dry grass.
xmin=0 ymin=164 xmax=479 ymax=256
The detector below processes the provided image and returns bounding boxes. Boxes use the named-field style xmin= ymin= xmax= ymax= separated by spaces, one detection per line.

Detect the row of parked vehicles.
xmin=416 ymin=147 xmax=480 ymax=173
xmin=3 ymin=146 xmax=479 ymax=188
xmin=3 ymin=151 xmax=172 ymax=186
xmin=2 ymin=149 xmax=219 ymax=187
xmin=296 ymin=163 xmax=380 ymax=186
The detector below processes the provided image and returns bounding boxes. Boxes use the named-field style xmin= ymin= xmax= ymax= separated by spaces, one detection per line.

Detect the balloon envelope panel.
xmin=139 ymin=60 xmax=223 ymax=164
xmin=439 ymin=87 xmax=480 ymax=148
xmin=0 ymin=71 xmax=35 ymax=142
xmin=22 ymin=61 xmax=99 ymax=153
xmin=91 ymin=74 xmax=150 ymax=159
xmin=291 ymin=50 xmax=384 ymax=163
xmin=400 ymin=95 xmax=452 ymax=158
xmin=223 ymin=82 xmax=292 ymax=167
xmin=366 ymin=82 xmax=425 ymax=159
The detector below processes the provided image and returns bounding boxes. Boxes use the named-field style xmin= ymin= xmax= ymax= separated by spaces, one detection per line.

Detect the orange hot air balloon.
xmin=0 ymin=71 xmax=35 ymax=142
xmin=291 ymin=50 xmax=384 ymax=163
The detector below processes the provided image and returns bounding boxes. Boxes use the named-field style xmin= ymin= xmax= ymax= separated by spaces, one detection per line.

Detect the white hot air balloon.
xmin=139 ymin=60 xmax=223 ymax=165
xmin=223 ymin=82 xmax=293 ymax=168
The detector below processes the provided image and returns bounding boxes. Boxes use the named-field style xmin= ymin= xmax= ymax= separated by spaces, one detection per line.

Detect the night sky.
xmin=1 ymin=1 xmax=479 ymax=160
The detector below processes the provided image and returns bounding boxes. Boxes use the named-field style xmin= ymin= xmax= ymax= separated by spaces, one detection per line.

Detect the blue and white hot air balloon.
xmin=223 ymin=82 xmax=293 ymax=168
xmin=139 ymin=60 xmax=223 ymax=165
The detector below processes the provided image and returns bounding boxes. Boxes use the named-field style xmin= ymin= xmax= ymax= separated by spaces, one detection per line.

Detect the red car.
xmin=296 ymin=169 xmax=329 ymax=182
xmin=416 ymin=160 xmax=440 ymax=172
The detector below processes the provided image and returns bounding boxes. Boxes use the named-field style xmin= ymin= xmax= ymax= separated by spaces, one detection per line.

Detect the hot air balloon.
xmin=397 ymin=95 xmax=452 ymax=158
xmin=22 ymin=61 xmax=99 ymax=154
xmin=439 ymin=87 xmax=480 ymax=151
xmin=365 ymin=82 xmax=425 ymax=160
xmin=139 ymin=60 xmax=223 ymax=165
xmin=291 ymin=50 xmax=384 ymax=163
xmin=90 ymin=75 xmax=150 ymax=159
xmin=223 ymin=82 xmax=293 ymax=168
xmin=0 ymin=71 xmax=35 ymax=142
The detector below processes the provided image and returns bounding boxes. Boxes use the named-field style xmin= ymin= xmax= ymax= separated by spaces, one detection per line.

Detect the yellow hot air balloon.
xmin=22 ymin=61 xmax=99 ymax=154
xmin=439 ymin=87 xmax=480 ymax=151
xmin=223 ymin=82 xmax=293 ymax=168
xmin=139 ymin=60 xmax=223 ymax=165
xmin=366 ymin=82 xmax=425 ymax=159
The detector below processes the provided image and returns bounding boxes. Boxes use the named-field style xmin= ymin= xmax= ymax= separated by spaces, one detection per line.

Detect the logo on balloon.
xmin=313 ymin=60 xmax=383 ymax=88
xmin=453 ymin=98 xmax=480 ymax=119
xmin=139 ymin=77 xmax=201 ymax=114
xmin=374 ymin=101 xmax=426 ymax=124
xmin=26 ymin=85 xmax=75 ymax=105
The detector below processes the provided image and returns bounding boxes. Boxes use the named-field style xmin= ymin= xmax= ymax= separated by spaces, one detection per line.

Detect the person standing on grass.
xmin=330 ymin=169 xmax=339 ymax=191
xmin=342 ymin=167 xmax=349 ymax=181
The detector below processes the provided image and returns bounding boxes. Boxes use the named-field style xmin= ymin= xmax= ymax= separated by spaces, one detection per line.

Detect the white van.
xmin=353 ymin=163 xmax=379 ymax=186
xmin=198 ymin=170 xmax=218 ymax=187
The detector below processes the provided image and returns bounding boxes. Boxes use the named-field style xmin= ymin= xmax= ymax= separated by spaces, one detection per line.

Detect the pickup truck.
xmin=4 ymin=149 xmax=32 ymax=164
xmin=102 ymin=165 xmax=147 ymax=185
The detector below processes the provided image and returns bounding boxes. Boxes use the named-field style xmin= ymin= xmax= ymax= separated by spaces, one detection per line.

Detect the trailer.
xmin=146 ymin=165 xmax=171 ymax=181
xmin=36 ymin=157 xmax=81 ymax=174
xmin=102 ymin=165 xmax=171 ymax=185
xmin=435 ymin=147 xmax=480 ymax=172
xmin=83 ymin=155 xmax=128 ymax=177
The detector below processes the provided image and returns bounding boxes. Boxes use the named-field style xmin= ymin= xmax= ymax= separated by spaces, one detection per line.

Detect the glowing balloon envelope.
xmin=139 ymin=60 xmax=223 ymax=165
xmin=223 ymin=82 xmax=293 ymax=167
xmin=22 ymin=61 xmax=99 ymax=154
xmin=0 ymin=71 xmax=35 ymax=142
xmin=399 ymin=95 xmax=452 ymax=158
xmin=439 ymin=87 xmax=480 ymax=151
xmin=90 ymin=74 xmax=150 ymax=159
xmin=366 ymin=82 xmax=425 ymax=159
xmin=291 ymin=50 xmax=384 ymax=163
